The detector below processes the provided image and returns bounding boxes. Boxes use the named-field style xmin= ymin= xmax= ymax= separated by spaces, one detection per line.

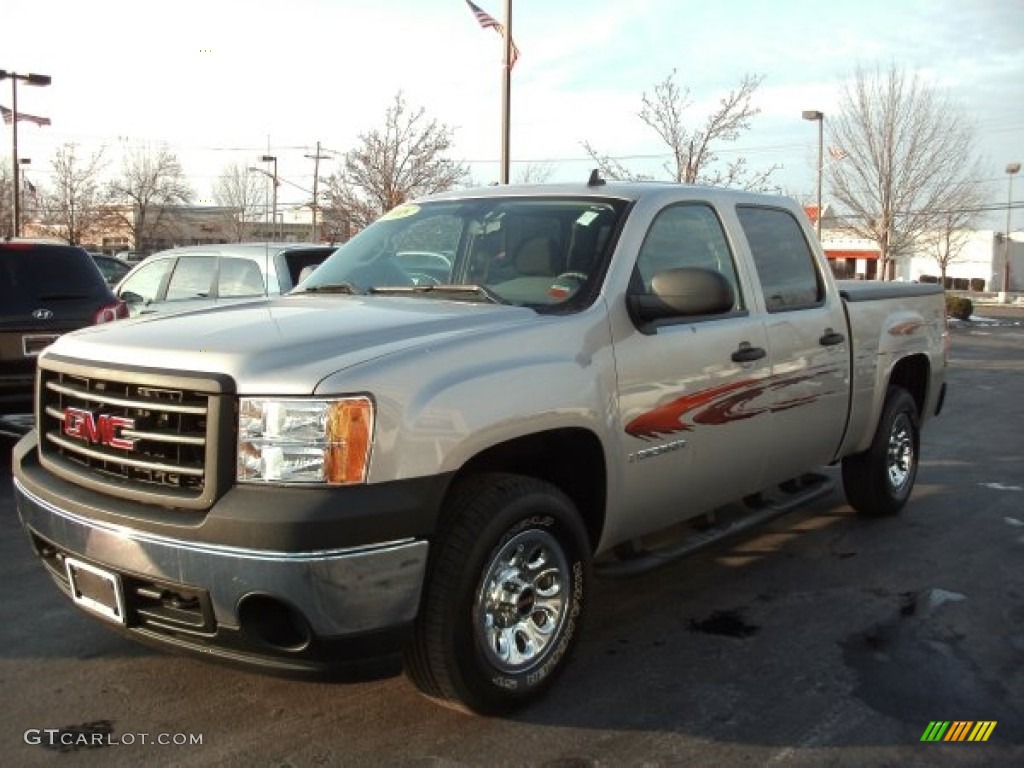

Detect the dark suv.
xmin=1 ymin=241 xmax=128 ymax=417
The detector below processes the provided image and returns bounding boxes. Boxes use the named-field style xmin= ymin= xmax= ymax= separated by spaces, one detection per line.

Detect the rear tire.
xmin=842 ymin=386 xmax=920 ymax=517
xmin=404 ymin=473 xmax=590 ymax=715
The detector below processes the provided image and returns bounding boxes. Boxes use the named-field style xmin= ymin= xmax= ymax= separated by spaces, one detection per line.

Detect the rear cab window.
xmin=735 ymin=206 xmax=825 ymax=312
xmin=279 ymin=247 xmax=335 ymax=290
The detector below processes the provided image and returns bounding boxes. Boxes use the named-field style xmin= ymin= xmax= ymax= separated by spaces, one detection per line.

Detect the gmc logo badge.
xmin=63 ymin=408 xmax=136 ymax=450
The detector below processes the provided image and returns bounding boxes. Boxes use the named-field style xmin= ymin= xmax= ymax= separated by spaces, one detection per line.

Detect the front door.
xmin=607 ymin=202 xmax=773 ymax=546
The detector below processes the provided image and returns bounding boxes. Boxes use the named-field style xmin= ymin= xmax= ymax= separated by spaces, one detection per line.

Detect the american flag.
xmin=0 ymin=104 xmax=52 ymax=127
xmin=465 ymin=0 xmax=520 ymax=68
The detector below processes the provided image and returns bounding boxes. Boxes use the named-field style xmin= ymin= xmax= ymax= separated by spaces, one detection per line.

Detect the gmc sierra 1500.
xmin=12 ymin=178 xmax=947 ymax=714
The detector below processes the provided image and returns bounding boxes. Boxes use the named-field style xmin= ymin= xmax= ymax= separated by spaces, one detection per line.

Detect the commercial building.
xmin=805 ymin=205 xmax=1023 ymax=291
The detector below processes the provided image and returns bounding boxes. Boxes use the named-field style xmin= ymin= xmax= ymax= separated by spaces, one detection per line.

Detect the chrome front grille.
xmin=37 ymin=361 xmax=228 ymax=508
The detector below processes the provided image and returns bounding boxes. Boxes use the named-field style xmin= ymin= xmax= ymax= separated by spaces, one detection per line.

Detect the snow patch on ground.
xmin=979 ymin=482 xmax=1024 ymax=492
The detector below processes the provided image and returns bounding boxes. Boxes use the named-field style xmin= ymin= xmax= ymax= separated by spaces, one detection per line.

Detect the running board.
xmin=596 ymin=474 xmax=835 ymax=577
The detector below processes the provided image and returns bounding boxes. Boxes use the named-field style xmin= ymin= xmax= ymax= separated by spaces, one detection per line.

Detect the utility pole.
xmin=305 ymin=142 xmax=331 ymax=243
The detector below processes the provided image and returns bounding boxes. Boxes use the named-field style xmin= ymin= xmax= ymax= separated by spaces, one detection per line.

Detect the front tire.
xmin=842 ymin=386 xmax=920 ymax=517
xmin=404 ymin=473 xmax=591 ymax=715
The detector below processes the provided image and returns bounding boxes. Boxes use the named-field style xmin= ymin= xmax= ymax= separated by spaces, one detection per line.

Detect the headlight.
xmin=237 ymin=397 xmax=373 ymax=484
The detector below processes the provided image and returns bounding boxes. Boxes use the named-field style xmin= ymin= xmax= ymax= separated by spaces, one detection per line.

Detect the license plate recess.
xmin=65 ymin=557 xmax=126 ymax=624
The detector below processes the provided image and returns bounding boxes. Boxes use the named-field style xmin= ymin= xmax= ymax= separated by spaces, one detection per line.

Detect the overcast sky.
xmin=4 ymin=0 xmax=1022 ymax=227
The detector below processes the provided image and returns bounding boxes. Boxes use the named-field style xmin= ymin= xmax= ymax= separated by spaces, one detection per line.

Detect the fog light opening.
xmin=238 ymin=594 xmax=312 ymax=652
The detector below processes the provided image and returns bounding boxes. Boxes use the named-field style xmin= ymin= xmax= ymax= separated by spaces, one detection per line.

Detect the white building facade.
xmin=895 ymin=230 xmax=1024 ymax=292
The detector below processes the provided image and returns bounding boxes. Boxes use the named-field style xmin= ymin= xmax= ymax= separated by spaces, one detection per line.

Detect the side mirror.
xmin=627 ymin=267 xmax=735 ymax=323
xmin=119 ymin=290 xmax=144 ymax=305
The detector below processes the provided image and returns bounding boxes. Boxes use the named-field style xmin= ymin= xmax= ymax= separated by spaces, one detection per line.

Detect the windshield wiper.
xmin=298 ymin=282 xmax=362 ymax=295
xmin=368 ymin=284 xmax=506 ymax=304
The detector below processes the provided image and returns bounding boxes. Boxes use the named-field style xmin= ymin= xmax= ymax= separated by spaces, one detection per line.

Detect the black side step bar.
xmin=596 ymin=474 xmax=835 ymax=577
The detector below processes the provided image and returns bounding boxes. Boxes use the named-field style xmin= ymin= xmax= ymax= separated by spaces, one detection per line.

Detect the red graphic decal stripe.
xmin=625 ymin=380 xmax=753 ymax=438
xmin=625 ymin=366 xmax=843 ymax=439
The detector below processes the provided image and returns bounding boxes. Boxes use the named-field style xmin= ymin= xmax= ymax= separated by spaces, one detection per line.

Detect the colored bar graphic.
xmin=921 ymin=720 xmax=997 ymax=742
xmin=944 ymin=721 xmax=972 ymax=741
xmin=968 ymin=722 xmax=997 ymax=742
xmin=921 ymin=721 xmax=950 ymax=742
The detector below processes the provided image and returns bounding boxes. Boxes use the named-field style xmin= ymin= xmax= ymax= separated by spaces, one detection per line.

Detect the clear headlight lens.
xmin=237 ymin=397 xmax=373 ymax=484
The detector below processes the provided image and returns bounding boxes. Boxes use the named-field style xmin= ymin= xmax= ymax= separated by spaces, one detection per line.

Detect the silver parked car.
xmin=115 ymin=242 xmax=335 ymax=317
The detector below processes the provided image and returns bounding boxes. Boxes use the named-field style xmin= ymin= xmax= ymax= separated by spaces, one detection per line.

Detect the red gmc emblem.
xmin=63 ymin=407 xmax=136 ymax=450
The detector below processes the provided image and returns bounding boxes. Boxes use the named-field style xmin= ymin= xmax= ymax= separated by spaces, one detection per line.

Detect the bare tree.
xmin=213 ymin=162 xmax=267 ymax=242
xmin=922 ymin=194 xmax=988 ymax=285
xmin=322 ymin=92 xmax=469 ymax=236
xmin=0 ymin=160 xmax=13 ymax=238
xmin=106 ymin=145 xmax=194 ymax=251
xmin=514 ymin=162 xmax=556 ymax=184
xmin=38 ymin=143 xmax=108 ymax=246
xmin=583 ymin=71 xmax=779 ymax=191
xmin=826 ymin=64 xmax=987 ymax=280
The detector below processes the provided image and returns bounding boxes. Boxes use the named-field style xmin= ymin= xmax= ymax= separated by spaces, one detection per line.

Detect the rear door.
xmin=734 ymin=205 xmax=851 ymax=481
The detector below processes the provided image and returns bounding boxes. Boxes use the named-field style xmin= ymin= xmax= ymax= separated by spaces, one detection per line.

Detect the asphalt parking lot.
xmin=1 ymin=314 xmax=1022 ymax=767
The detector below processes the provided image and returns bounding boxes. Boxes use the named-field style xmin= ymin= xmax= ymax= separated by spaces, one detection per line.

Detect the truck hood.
xmin=47 ymin=295 xmax=537 ymax=394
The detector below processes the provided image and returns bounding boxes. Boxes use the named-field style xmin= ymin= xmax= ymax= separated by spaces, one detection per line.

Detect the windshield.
xmin=298 ymin=196 xmax=627 ymax=310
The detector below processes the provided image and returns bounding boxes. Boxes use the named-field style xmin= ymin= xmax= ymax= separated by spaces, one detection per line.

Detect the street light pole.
xmin=260 ymin=154 xmax=278 ymax=241
xmin=1004 ymin=162 xmax=1021 ymax=302
xmin=802 ymin=110 xmax=824 ymax=240
xmin=0 ymin=69 xmax=51 ymax=237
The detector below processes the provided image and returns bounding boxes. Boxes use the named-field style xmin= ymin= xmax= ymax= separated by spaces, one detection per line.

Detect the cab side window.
xmin=736 ymin=206 xmax=824 ymax=312
xmin=634 ymin=203 xmax=743 ymax=312
xmin=165 ymin=256 xmax=216 ymax=301
xmin=117 ymin=258 xmax=174 ymax=304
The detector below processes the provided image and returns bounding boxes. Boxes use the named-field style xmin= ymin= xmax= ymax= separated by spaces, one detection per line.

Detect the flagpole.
xmin=500 ymin=0 xmax=511 ymax=184
xmin=11 ymin=77 xmax=20 ymax=235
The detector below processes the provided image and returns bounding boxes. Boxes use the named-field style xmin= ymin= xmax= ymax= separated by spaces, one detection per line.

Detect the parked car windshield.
xmin=298 ymin=197 xmax=627 ymax=309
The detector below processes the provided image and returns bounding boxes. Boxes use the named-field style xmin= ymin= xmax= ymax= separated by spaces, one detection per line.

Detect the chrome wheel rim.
xmin=887 ymin=413 xmax=915 ymax=491
xmin=475 ymin=528 xmax=570 ymax=674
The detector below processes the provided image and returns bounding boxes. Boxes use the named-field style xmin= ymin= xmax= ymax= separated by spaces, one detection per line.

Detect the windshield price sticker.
xmin=381 ymin=204 xmax=420 ymax=220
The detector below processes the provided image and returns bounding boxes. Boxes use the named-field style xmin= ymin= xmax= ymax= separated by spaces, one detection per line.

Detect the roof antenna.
xmin=587 ymin=169 xmax=606 ymax=187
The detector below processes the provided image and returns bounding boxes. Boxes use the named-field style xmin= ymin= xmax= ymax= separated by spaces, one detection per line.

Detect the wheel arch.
xmin=888 ymin=353 xmax=930 ymax=417
xmin=448 ymin=428 xmax=607 ymax=553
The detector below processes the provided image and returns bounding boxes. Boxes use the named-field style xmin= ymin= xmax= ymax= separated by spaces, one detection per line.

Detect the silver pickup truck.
xmin=12 ymin=179 xmax=947 ymax=714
